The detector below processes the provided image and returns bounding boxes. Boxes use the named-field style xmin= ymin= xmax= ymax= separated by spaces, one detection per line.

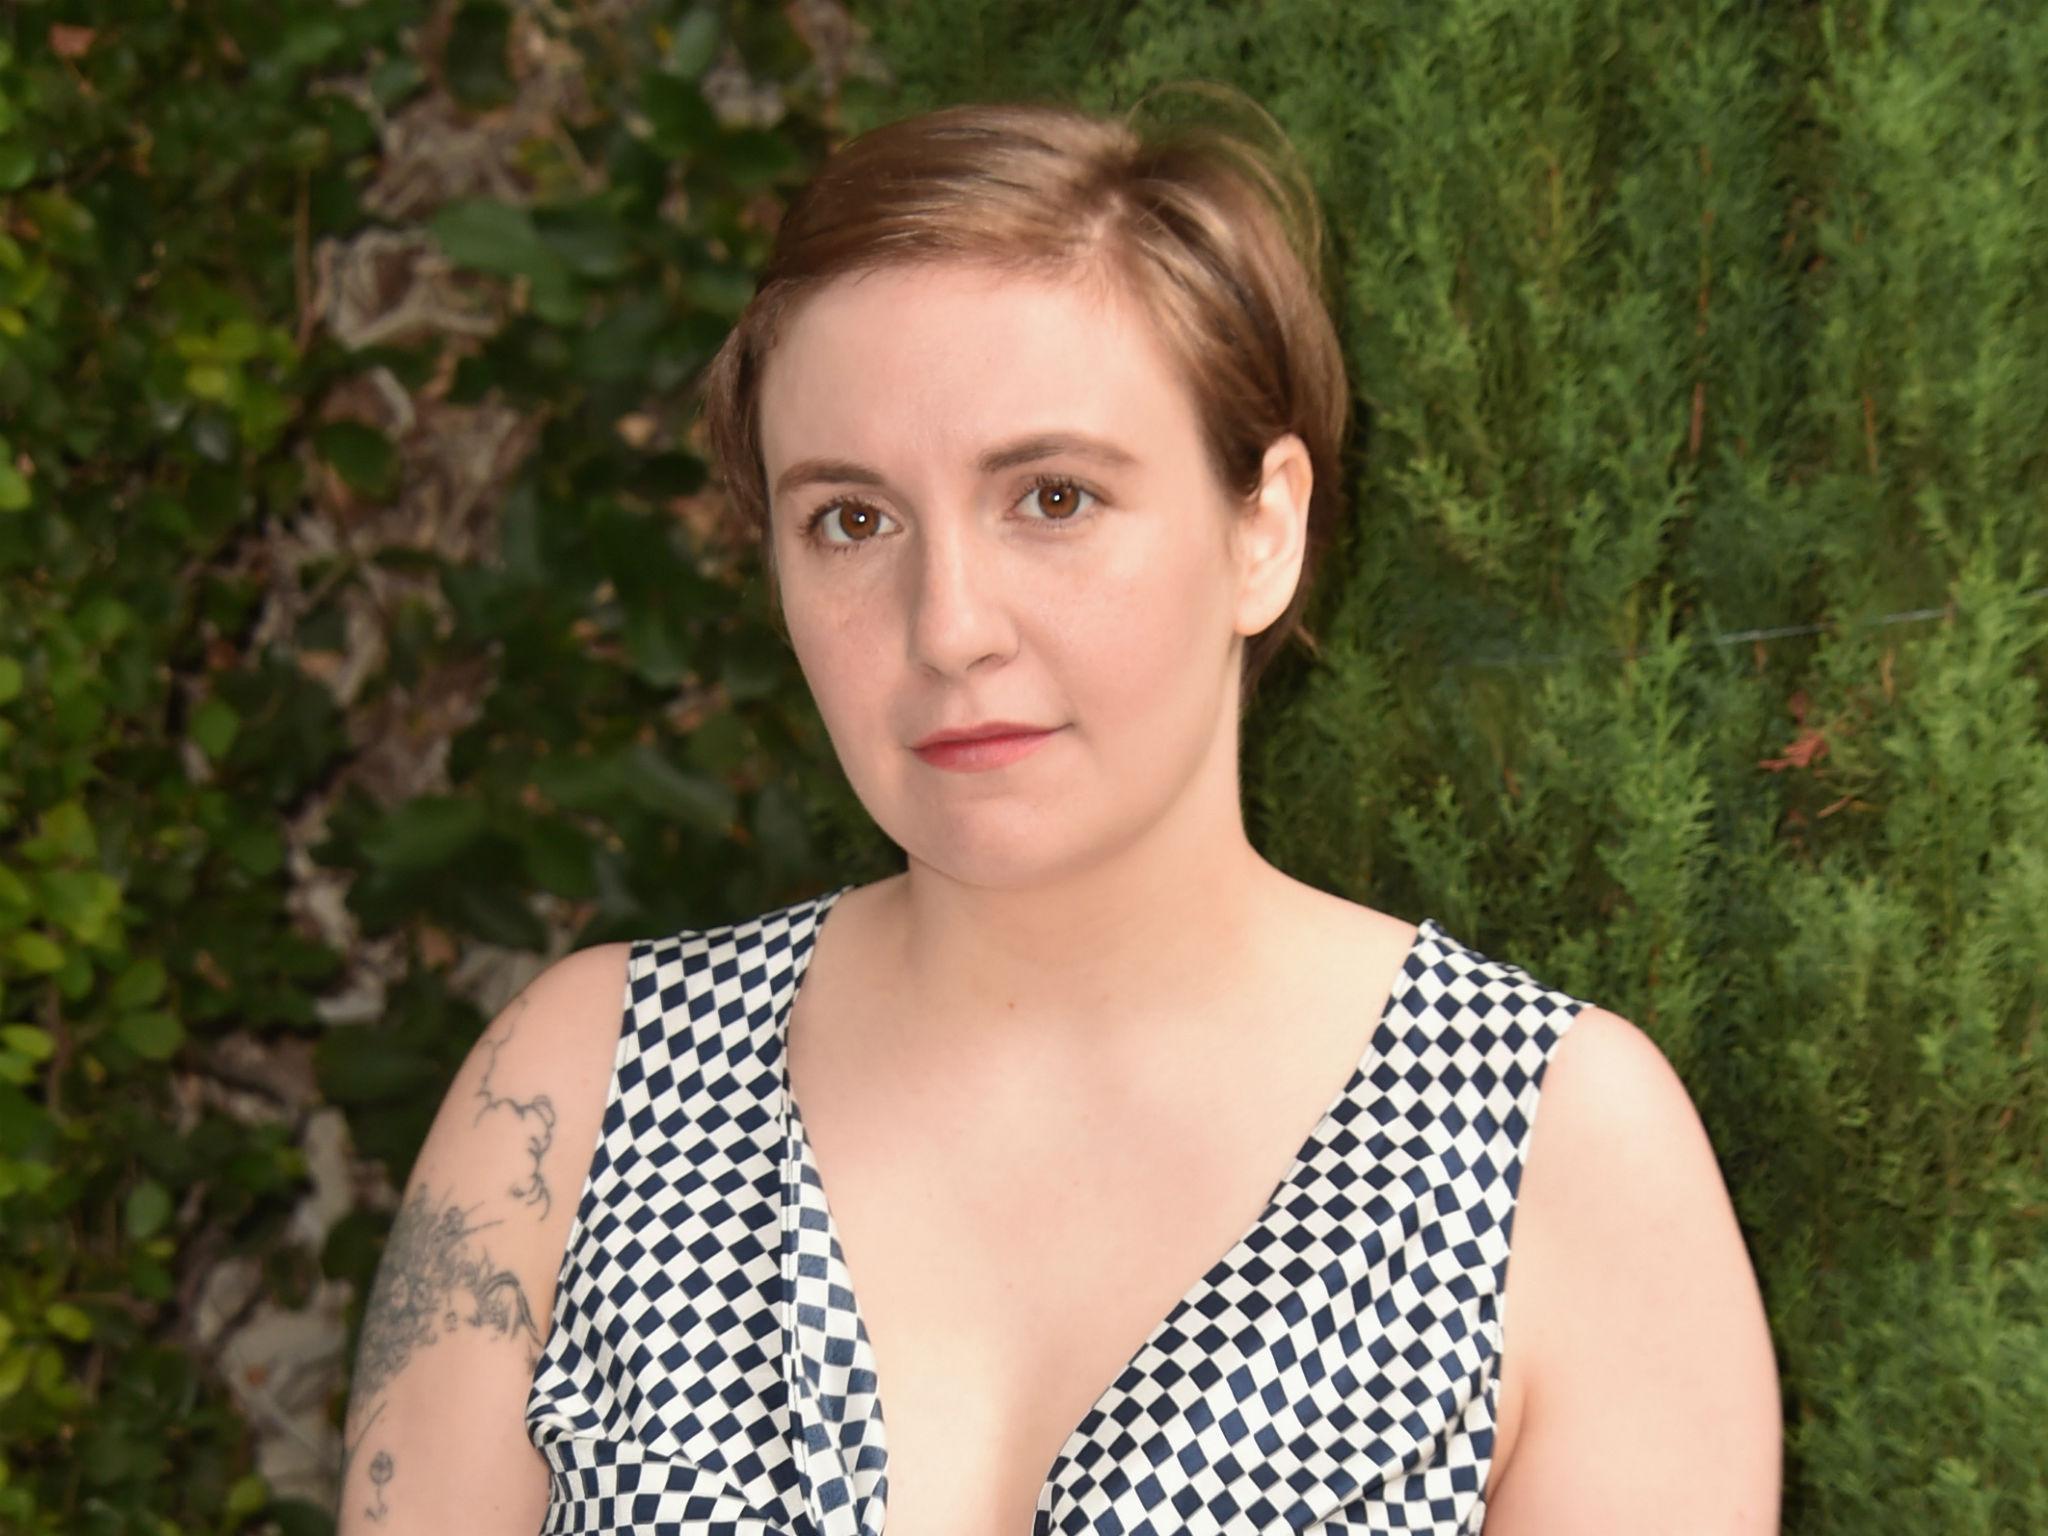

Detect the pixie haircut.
xmin=696 ymin=84 xmax=1352 ymax=709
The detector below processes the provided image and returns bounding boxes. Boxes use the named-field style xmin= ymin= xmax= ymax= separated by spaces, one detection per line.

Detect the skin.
xmin=758 ymin=258 xmax=1317 ymax=1051
xmin=756 ymin=256 xmax=1783 ymax=1531
xmin=334 ymin=957 xmax=631 ymax=1535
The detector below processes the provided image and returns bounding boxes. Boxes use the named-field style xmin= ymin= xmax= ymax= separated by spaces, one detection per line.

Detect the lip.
xmin=911 ymin=723 xmax=1062 ymax=772
xmin=911 ymin=720 xmax=1056 ymax=749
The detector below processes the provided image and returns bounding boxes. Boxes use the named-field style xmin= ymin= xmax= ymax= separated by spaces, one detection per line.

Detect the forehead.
xmin=756 ymin=261 xmax=1199 ymax=471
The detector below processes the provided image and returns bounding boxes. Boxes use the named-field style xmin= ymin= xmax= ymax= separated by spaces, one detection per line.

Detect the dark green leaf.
xmin=514 ymin=815 xmax=600 ymax=899
xmin=445 ymin=2 xmax=515 ymax=110
xmin=430 ymin=199 xmax=571 ymax=292
xmin=618 ymin=743 xmax=736 ymax=836
xmin=0 ymin=142 xmax=34 ymax=192
xmin=623 ymin=599 xmax=693 ymax=686
xmin=711 ymin=128 xmax=804 ymax=189
xmin=124 ymin=1179 xmax=173 ymax=1241
xmin=358 ymin=796 xmax=491 ymax=873
xmin=643 ymin=72 xmax=719 ymax=156
xmin=315 ymin=1027 xmax=443 ymax=1105
xmin=115 ymin=1011 xmax=185 ymax=1061
xmin=534 ymin=203 xmax=634 ymax=280
xmin=447 ymin=880 xmax=547 ymax=949
xmin=313 ymin=420 xmax=399 ymax=499
xmin=667 ymin=8 xmax=724 ymax=77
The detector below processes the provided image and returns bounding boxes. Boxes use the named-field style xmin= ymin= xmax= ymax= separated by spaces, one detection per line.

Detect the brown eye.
xmin=1022 ymin=478 xmax=1096 ymax=523
xmin=835 ymin=504 xmax=882 ymax=539
xmin=808 ymin=499 xmax=897 ymax=549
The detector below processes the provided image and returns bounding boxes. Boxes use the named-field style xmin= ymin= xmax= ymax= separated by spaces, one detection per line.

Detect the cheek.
xmin=783 ymin=590 xmax=885 ymax=738
xmin=1045 ymin=533 xmax=1230 ymax=708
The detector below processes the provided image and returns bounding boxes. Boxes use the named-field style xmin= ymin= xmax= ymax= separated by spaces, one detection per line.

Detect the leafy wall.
xmin=0 ymin=2 xmax=888 ymax=1530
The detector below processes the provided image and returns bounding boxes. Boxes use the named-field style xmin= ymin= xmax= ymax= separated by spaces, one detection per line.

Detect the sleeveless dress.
xmin=525 ymin=883 xmax=1590 ymax=1535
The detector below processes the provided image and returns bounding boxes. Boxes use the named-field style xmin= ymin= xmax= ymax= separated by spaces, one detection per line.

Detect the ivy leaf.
xmin=358 ymin=795 xmax=490 ymax=873
xmin=111 ymin=957 xmax=167 ymax=1011
xmin=7 ymin=931 xmax=64 ymax=973
xmin=445 ymin=1 xmax=514 ymax=110
xmin=38 ymin=869 xmax=121 ymax=944
xmin=223 ymin=820 xmax=286 ymax=877
xmin=23 ymin=801 xmax=95 ymax=863
xmin=431 ymin=198 xmax=572 ymax=291
xmin=0 ymin=141 xmax=34 ymax=192
xmin=124 ymin=1179 xmax=172 ymax=1241
xmin=712 ymin=128 xmax=804 ymax=189
xmin=618 ymin=743 xmax=736 ymax=838
xmin=534 ymin=203 xmax=633 ymax=281
xmin=314 ymin=420 xmax=399 ymax=500
xmin=0 ymin=461 xmax=30 ymax=513
xmin=447 ymin=880 xmax=546 ymax=950
xmin=191 ymin=695 xmax=241 ymax=761
xmin=666 ymin=7 xmax=724 ymax=77
xmin=315 ymin=1027 xmax=441 ymax=1105
xmin=642 ymin=72 xmax=718 ymax=156
xmin=0 ymin=1025 xmax=53 ymax=1062
xmin=513 ymin=815 xmax=599 ymax=900
xmin=42 ymin=1302 xmax=92 ymax=1342
xmin=115 ymin=1011 xmax=185 ymax=1060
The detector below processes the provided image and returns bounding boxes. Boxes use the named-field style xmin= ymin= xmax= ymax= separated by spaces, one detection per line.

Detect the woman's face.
xmin=756 ymin=259 xmax=1305 ymax=887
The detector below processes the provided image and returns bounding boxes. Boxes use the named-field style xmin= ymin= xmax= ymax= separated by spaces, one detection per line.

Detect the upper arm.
xmin=336 ymin=940 xmax=634 ymax=1535
xmin=1484 ymin=1006 xmax=1784 ymax=1535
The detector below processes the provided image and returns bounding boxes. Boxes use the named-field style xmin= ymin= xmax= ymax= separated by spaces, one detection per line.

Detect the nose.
xmin=904 ymin=506 xmax=1015 ymax=679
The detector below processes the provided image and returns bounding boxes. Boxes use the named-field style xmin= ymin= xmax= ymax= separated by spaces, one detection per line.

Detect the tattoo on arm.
xmin=337 ymin=1185 xmax=545 ymax=1517
xmin=335 ymin=1004 xmax=561 ymax=1522
xmin=472 ymin=998 xmax=559 ymax=1220
xmin=350 ymin=1183 xmax=545 ymax=1407
xmin=339 ymin=1398 xmax=382 ymax=1488
xmin=339 ymin=1399 xmax=395 ymax=1523
xmin=363 ymin=1449 xmax=395 ymax=1522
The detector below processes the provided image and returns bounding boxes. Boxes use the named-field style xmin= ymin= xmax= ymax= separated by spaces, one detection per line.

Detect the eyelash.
xmin=801 ymin=473 xmax=1101 ymax=554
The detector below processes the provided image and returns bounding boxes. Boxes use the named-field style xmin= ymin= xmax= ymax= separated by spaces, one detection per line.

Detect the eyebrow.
xmin=770 ymin=431 xmax=1141 ymax=502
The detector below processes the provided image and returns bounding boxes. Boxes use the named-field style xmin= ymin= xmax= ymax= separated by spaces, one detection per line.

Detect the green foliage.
xmin=0 ymin=1 xmax=402 ymax=1525
xmin=0 ymin=1 xmax=885 ymax=1530
xmin=852 ymin=0 xmax=2048 ymax=1522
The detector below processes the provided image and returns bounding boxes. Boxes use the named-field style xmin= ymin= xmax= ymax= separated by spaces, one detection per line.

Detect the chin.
xmin=897 ymin=833 xmax=1077 ymax=891
xmin=888 ymin=796 xmax=1159 ymax=893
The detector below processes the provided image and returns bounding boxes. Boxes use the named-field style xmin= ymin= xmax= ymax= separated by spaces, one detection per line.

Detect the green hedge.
xmin=851 ymin=0 xmax=2048 ymax=1526
xmin=1 ymin=0 xmax=2041 ymax=1531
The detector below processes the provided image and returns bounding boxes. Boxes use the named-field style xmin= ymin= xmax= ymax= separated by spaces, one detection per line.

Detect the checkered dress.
xmin=526 ymin=882 xmax=1588 ymax=1534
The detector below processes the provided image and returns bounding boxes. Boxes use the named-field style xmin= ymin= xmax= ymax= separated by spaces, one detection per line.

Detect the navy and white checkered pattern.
xmin=526 ymin=883 xmax=1588 ymax=1534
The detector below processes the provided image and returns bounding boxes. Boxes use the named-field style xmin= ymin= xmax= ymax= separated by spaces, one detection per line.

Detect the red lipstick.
xmin=911 ymin=721 xmax=1063 ymax=772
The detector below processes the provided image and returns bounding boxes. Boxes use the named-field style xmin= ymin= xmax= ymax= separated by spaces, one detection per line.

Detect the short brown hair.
xmin=695 ymin=83 xmax=1352 ymax=709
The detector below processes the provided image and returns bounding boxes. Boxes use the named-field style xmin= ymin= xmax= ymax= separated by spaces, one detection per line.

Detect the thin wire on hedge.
xmin=1453 ymin=585 xmax=2048 ymax=670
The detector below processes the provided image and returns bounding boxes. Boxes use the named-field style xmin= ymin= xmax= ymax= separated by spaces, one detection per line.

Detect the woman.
xmin=338 ymin=90 xmax=1781 ymax=1535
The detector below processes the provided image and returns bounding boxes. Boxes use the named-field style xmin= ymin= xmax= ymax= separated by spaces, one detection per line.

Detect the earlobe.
xmin=1235 ymin=433 xmax=1313 ymax=637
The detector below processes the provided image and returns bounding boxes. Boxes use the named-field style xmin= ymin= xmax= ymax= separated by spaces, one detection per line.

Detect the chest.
xmin=814 ymin=1146 xmax=1537 ymax=1536
xmin=780 ymin=937 xmax=1530 ymax=1535
xmin=796 ymin=1091 xmax=1304 ymax=1534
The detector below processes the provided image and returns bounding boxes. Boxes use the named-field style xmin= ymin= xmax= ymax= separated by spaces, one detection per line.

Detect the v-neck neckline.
xmin=775 ymin=882 xmax=1438 ymax=1528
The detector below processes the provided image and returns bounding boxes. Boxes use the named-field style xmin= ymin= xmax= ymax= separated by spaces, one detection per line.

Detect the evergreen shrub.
xmin=847 ymin=0 xmax=2047 ymax=1524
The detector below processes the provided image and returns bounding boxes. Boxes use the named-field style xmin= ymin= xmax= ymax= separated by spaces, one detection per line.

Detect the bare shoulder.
xmin=1485 ymin=1006 xmax=1784 ymax=1533
xmin=335 ymin=939 xmax=635 ymax=1534
xmin=403 ymin=938 xmax=638 ymax=1330
xmin=408 ymin=941 xmax=637 ymax=1266
xmin=1268 ymin=877 xmax=1421 ymax=990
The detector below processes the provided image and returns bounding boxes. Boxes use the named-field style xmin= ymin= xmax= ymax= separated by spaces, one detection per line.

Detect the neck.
xmin=877 ymin=788 xmax=1292 ymax=1053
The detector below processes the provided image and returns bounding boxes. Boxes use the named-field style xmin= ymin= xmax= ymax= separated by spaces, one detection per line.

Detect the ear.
xmin=1232 ymin=433 xmax=1314 ymax=638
